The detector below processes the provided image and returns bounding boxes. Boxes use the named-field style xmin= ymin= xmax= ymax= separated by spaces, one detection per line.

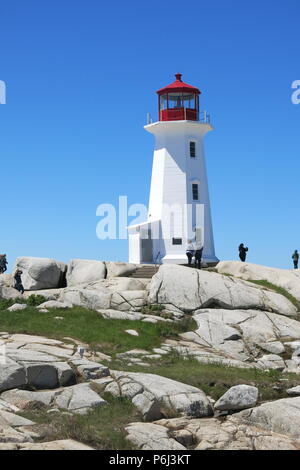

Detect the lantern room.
xmin=157 ymin=73 xmax=201 ymax=122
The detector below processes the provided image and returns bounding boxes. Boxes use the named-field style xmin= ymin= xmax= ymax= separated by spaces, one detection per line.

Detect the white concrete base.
xmin=161 ymin=255 xmax=188 ymax=265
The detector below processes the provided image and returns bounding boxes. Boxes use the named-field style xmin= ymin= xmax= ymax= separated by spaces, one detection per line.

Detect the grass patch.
xmin=108 ymin=352 xmax=300 ymax=402
xmin=20 ymin=394 xmax=140 ymax=450
xmin=0 ymin=306 xmax=196 ymax=357
xmin=248 ymin=280 xmax=300 ymax=312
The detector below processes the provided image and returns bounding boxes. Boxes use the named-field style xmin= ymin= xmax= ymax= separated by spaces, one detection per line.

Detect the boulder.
xmin=125 ymin=422 xmax=186 ymax=450
xmin=0 ymin=360 xmax=26 ymax=392
xmin=104 ymin=371 xmax=213 ymax=420
xmin=0 ymin=287 xmax=22 ymax=300
xmin=60 ymin=287 xmax=111 ymax=310
xmin=0 ymin=274 xmax=13 ymax=288
xmin=0 ymin=410 xmax=34 ymax=427
xmin=216 ymin=261 xmax=300 ymax=302
xmin=69 ymin=358 xmax=110 ymax=381
xmin=256 ymin=354 xmax=285 ymax=370
xmin=231 ymin=397 xmax=300 ymax=439
xmin=214 ymin=385 xmax=258 ymax=411
xmin=54 ymin=383 xmax=107 ymax=414
xmin=111 ymin=290 xmax=148 ymax=311
xmin=0 ymin=389 xmax=55 ymax=409
xmin=286 ymin=386 xmax=300 ymax=396
xmin=66 ymin=259 xmax=106 ymax=286
xmin=13 ymin=257 xmax=66 ymax=291
xmin=105 ymin=262 xmax=136 ymax=279
xmin=37 ymin=300 xmax=71 ymax=309
xmin=7 ymin=304 xmax=27 ymax=312
xmin=24 ymin=363 xmax=59 ymax=389
xmin=149 ymin=265 xmax=297 ymax=315
xmin=1 ymin=383 xmax=107 ymax=414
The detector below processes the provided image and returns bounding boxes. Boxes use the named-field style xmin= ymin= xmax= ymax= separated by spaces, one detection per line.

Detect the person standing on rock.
xmin=194 ymin=241 xmax=204 ymax=269
xmin=239 ymin=243 xmax=248 ymax=262
xmin=14 ymin=270 xmax=25 ymax=294
xmin=292 ymin=250 xmax=299 ymax=269
xmin=0 ymin=255 xmax=8 ymax=273
xmin=186 ymin=240 xmax=195 ymax=266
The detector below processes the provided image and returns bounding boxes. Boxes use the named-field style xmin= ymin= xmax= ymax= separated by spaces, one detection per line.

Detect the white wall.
xmin=144 ymin=120 xmax=218 ymax=263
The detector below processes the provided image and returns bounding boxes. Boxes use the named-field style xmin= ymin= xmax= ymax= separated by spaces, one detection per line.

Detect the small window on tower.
xmin=190 ymin=141 xmax=196 ymax=158
xmin=192 ymin=183 xmax=199 ymax=200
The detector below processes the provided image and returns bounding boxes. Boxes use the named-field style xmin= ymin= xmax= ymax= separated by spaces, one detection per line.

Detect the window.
xmin=172 ymin=238 xmax=182 ymax=245
xmin=160 ymin=95 xmax=168 ymax=110
xmin=192 ymin=183 xmax=199 ymax=200
xmin=168 ymin=93 xmax=183 ymax=109
xmin=190 ymin=141 xmax=196 ymax=157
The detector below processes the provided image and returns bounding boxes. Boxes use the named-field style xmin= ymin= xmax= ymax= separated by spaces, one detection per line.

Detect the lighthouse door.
xmin=141 ymin=227 xmax=153 ymax=263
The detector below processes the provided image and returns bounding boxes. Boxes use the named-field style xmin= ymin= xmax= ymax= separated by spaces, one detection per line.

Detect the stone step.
xmin=129 ymin=266 xmax=159 ymax=279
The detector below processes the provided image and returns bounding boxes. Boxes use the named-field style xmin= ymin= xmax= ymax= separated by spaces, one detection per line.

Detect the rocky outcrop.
xmin=1 ymin=332 xmax=300 ymax=450
xmin=179 ymin=308 xmax=300 ymax=369
xmin=216 ymin=261 xmax=300 ymax=301
xmin=231 ymin=396 xmax=300 ymax=438
xmin=95 ymin=371 xmax=213 ymax=420
xmin=0 ymin=333 xmax=108 ymax=393
xmin=125 ymin=422 xmax=186 ymax=450
xmin=12 ymin=257 xmax=66 ymax=291
xmin=149 ymin=265 xmax=297 ymax=315
xmin=127 ymin=415 xmax=300 ymax=450
xmin=1 ymin=383 xmax=107 ymax=415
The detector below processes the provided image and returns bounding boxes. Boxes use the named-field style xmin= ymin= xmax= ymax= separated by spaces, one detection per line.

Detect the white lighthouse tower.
xmin=128 ymin=73 xmax=218 ymax=265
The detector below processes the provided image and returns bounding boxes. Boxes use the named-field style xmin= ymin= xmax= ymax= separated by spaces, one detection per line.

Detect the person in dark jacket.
xmin=292 ymin=250 xmax=299 ymax=269
xmin=14 ymin=270 xmax=24 ymax=294
xmin=0 ymin=255 xmax=8 ymax=273
xmin=186 ymin=240 xmax=195 ymax=266
xmin=194 ymin=241 xmax=204 ymax=269
xmin=239 ymin=243 xmax=248 ymax=262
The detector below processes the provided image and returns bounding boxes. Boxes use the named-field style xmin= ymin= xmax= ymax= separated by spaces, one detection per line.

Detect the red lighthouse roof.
xmin=157 ymin=73 xmax=201 ymax=95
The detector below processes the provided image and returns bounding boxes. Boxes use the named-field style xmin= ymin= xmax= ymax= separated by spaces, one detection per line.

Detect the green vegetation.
xmin=0 ymin=306 xmax=196 ymax=356
xmin=109 ymin=352 xmax=300 ymax=402
xmin=26 ymin=294 xmax=47 ymax=306
xmin=20 ymin=394 xmax=140 ymax=450
xmin=0 ymin=294 xmax=46 ymax=311
xmin=248 ymin=279 xmax=300 ymax=312
xmin=0 ymin=297 xmax=26 ymax=310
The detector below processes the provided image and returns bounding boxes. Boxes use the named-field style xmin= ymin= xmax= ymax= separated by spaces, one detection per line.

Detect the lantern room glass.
xmin=159 ymin=93 xmax=198 ymax=112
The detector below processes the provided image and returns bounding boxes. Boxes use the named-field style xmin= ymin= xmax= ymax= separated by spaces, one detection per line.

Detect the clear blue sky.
xmin=0 ymin=0 xmax=299 ymax=270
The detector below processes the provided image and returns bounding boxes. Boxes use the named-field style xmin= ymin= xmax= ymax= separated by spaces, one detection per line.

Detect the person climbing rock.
xmin=14 ymin=270 xmax=25 ymax=294
xmin=292 ymin=250 xmax=299 ymax=269
xmin=239 ymin=243 xmax=248 ymax=262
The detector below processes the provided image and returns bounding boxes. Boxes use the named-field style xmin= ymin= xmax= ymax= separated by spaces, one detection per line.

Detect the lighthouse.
xmin=128 ymin=74 xmax=218 ymax=265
